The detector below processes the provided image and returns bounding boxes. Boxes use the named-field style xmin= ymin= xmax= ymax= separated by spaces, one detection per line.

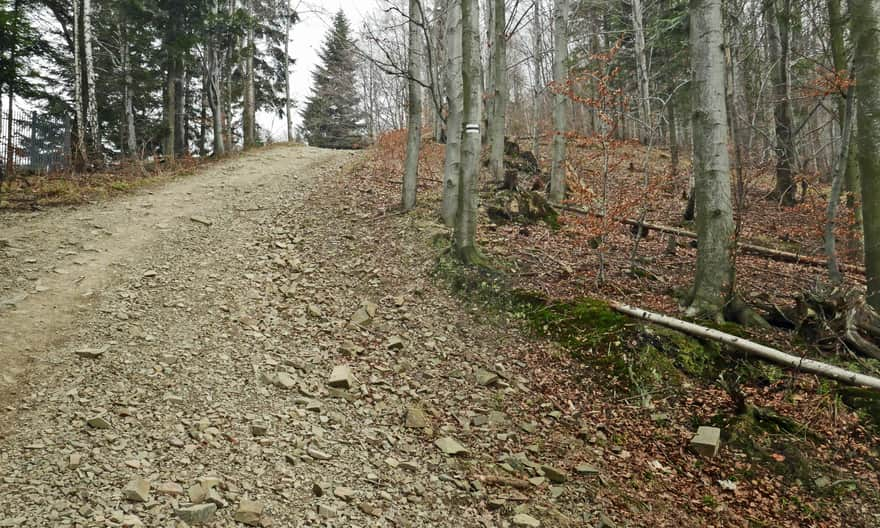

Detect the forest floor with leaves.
xmin=350 ymin=131 xmax=880 ymax=527
xmin=0 ymin=141 xmax=877 ymax=528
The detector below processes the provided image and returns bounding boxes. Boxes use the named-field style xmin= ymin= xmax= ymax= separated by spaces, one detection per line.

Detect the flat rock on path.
xmin=0 ymin=145 xmax=595 ymax=527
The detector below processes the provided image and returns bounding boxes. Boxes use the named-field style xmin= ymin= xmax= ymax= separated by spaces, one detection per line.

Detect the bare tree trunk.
xmin=765 ymin=0 xmax=796 ymax=206
xmin=441 ymin=0 xmax=463 ymax=226
xmin=549 ymin=0 xmax=569 ymax=204
xmin=826 ymin=84 xmax=855 ymax=283
xmin=73 ymin=0 xmax=87 ymax=168
xmin=829 ymin=0 xmax=861 ymax=219
xmin=454 ymin=0 xmax=483 ymax=263
xmin=121 ymin=23 xmax=137 ymax=157
xmin=531 ymin=0 xmax=543 ymax=160
xmin=165 ymin=70 xmax=176 ymax=161
xmin=208 ymin=1 xmax=226 ymax=156
xmin=243 ymin=0 xmax=256 ymax=149
xmin=84 ymin=0 xmax=99 ymax=162
xmin=285 ymin=0 xmax=293 ymax=142
xmin=4 ymin=0 xmax=19 ymax=177
xmin=631 ymin=0 xmax=651 ymax=143
xmin=668 ymin=98 xmax=679 ymax=178
xmin=199 ymin=80 xmax=207 ymax=156
xmin=403 ymin=0 xmax=424 ymax=211
xmin=175 ymin=63 xmax=187 ymax=155
xmin=489 ymin=0 xmax=509 ymax=187
xmin=851 ymin=0 xmax=880 ymax=311
xmin=687 ymin=0 xmax=736 ymax=320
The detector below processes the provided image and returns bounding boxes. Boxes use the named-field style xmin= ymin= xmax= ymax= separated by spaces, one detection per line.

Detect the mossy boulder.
xmin=514 ymin=293 xmax=721 ymax=394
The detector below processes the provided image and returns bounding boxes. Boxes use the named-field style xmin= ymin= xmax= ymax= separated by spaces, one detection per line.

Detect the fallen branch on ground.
xmin=609 ymin=301 xmax=880 ymax=391
xmin=558 ymin=205 xmax=866 ymax=275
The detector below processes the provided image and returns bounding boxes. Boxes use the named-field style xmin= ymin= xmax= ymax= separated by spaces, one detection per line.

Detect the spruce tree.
xmin=300 ymin=11 xmax=363 ymax=149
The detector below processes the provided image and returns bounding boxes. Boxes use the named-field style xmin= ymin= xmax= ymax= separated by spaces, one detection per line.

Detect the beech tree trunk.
xmin=441 ymin=0 xmax=463 ymax=226
xmin=454 ymin=0 xmax=483 ymax=263
xmin=687 ymin=0 xmax=736 ymax=319
xmin=489 ymin=0 xmax=508 ymax=186
xmin=829 ymin=0 xmax=861 ymax=218
xmin=825 ymin=84 xmax=855 ymax=283
xmin=403 ymin=0 xmax=423 ymax=211
xmin=765 ymin=0 xmax=796 ymax=206
xmin=531 ymin=0 xmax=543 ymax=160
xmin=851 ymin=0 xmax=880 ymax=311
xmin=549 ymin=0 xmax=569 ymax=204
xmin=631 ymin=0 xmax=651 ymax=143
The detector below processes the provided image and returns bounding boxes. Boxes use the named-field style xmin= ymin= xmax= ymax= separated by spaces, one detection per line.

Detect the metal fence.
xmin=0 ymin=108 xmax=71 ymax=178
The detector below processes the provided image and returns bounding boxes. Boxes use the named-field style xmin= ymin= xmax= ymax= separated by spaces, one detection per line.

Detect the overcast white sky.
xmin=259 ymin=0 xmax=378 ymax=140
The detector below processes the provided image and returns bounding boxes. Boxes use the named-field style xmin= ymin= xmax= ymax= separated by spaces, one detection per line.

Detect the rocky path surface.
xmin=0 ymin=146 xmax=594 ymax=528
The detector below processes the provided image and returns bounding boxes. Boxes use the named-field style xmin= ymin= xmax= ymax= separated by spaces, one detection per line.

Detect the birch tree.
xmin=403 ymin=0 xmax=423 ymax=211
xmin=454 ymin=0 xmax=483 ymax=263
xmin=549 ymin=0 xmax=568 ymax=204
xmin=84 ymin=0 xmax=99 ymax=159
xmin=686 ymin=0 xmax=736 ymax=320
xmin=73 ymin=0 xmax=86 ymax=167
xmin=441 ymin=0 xmax=462 ymax=226
xmin=850 ymin=0 xmax=880 ymax=310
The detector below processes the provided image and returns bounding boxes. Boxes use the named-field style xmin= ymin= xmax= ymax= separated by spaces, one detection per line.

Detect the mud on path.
xmin=0 ymin=145 xmax=594 ymax=527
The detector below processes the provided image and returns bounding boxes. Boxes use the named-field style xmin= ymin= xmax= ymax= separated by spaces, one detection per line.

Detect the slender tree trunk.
xmin=549 ymin=0 xmax=569 ymax=204
xmin=765 ymin=0 xmax=796 ymax=206
xmin=285 ymin=0 xmax=293 ymax=142
xmin=208 ymin=2 xmax=226 ymax=156
xmin=175 ymin=63 xmax=187 ymax=155
xmin=490 ymin=0 xmax=509 ymax=187
xmin=668 ymin=98 xmax=679 ymax=178
xmin=829 ymin=0 xmax=861 ymax=219
xmin=850 ymin=0 xmax=880 ymax=310
xmin=687 ymin=0 xmax=736 ymax=320
xmin=631 ymin=0 xmax=651 ymax=143
xmin=165 ymin=70 xmax=176 ymax=161
xmin=4 ymin=0 xmax=19 ymax=177
xmin=73 ymin=0 xmax=87 ymax=169
xmin=484 ymin=0 xmax=494 ymax=145
xmin=454 ymin=0 xmax=483 ymax=263
xmin=199 ymin=79 xmax=207 ymax=156
xmin=121 ymin=23 xmax=137 ymax=157
xmin=403 ymin=0 xmax=424 ymax=211
xmin=826 ymin=84 xmax=855 ymax=283
xmin=84 ymin=0 xmax=99 ymax=162
xmin=531 ymin=0 xmax=543 ymax=160
xmin=243 ymin=0 xmax=256 ymax=149
xmin=441 ymin=0 xmax=463 ymax=226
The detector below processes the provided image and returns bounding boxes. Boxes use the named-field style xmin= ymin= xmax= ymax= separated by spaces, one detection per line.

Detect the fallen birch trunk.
xmin=609 ymin=301 xmax=880 ymax=391
xmin=558 ymin=205 xmax=866 ymax=275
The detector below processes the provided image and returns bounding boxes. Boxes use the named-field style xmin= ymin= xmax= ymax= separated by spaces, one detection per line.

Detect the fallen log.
xmin=608 ymin=301 xmax=880 ymax=391
xmin=558 ymin=205 xmax=866 ymax=275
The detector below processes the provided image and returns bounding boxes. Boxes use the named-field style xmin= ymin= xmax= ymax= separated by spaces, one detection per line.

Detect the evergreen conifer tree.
xmin=300 ymin=10 xmax=363 ymax=149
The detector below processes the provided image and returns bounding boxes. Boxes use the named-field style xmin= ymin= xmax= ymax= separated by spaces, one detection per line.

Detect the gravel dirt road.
xmin=0 ymin=146 xmax=585 ymax=527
